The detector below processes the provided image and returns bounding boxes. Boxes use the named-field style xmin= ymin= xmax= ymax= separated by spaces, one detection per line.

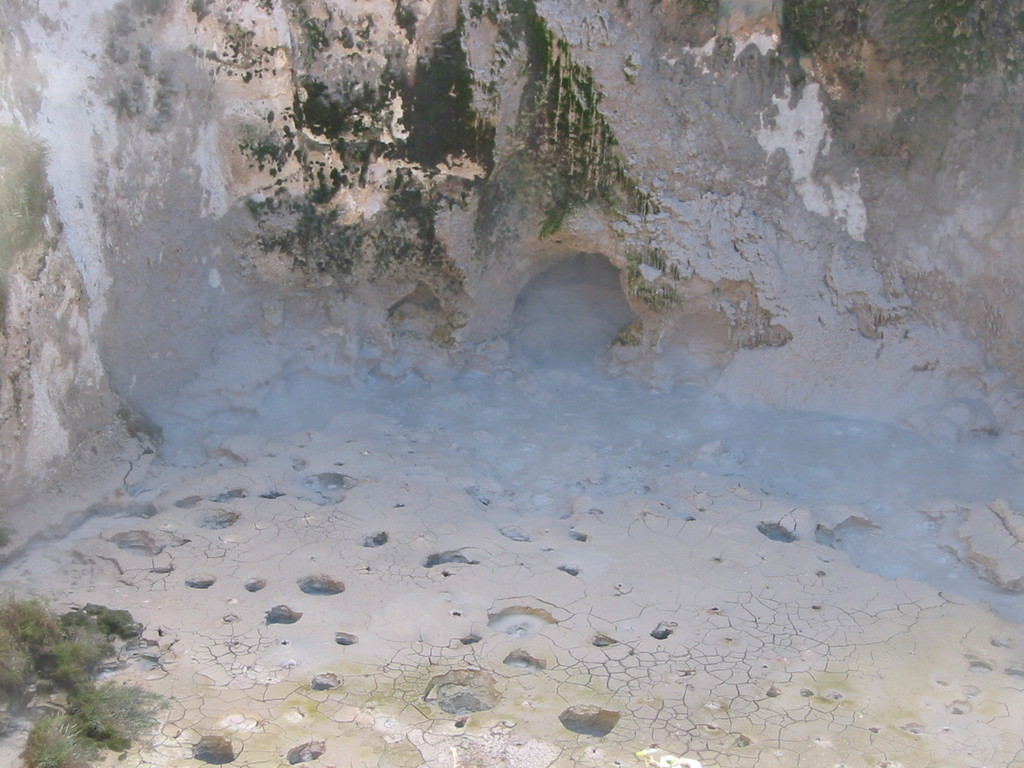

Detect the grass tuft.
xmin=0 ymin=125 xmax=49 ymax=265
xmin=22 ymin=716 xmax=95 ymax=768
xmin=68 ymin=681 xmax=166 ymax=752
xmin=0 ymin=597 xmax=165 ymax=764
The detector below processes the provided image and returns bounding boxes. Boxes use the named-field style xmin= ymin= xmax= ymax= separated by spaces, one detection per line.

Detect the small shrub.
xmin=0 ymin=125 xmax=49 ymax=262
xmin=22 ymin=716 xmax=94 ymax=768
xmin=44 ymin=638 xmax=112 ymax=692
xmin=0 ymin=599 xmax=60 ymax=704
xmin=1 ymin=598 xmax=163 ymax=761
xmin=0 ymin=624 xmax=33 ymax=698
xmin=0 ymin=598 xmax=61 ymax=658
xmin=60 ymin=604 xmax=142 ymax=641
xmin=68 ymin=681 xmax=166 ymax=752
xmin=0 ymin=598 xmax=143 ymax=700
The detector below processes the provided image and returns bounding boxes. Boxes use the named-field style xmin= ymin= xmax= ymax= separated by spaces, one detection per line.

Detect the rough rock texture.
xmin=953 ymin=499 xmax=1024 ymax=592
xmin=1 ymin=0 xmax=1023 ymax=485
xmin=0 ymin=226 xmax=125 ymax=489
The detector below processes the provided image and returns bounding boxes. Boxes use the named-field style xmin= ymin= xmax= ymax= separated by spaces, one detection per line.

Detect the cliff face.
xmin=1 ymin=0 xmax=1022 ymax=486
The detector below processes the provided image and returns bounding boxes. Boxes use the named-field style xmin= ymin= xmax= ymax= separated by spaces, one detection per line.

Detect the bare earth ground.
xmin=1 ymin=374 xmax=1023 ymax=768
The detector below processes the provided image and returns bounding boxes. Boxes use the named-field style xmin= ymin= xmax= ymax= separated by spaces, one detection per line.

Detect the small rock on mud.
xmin=650 ymin=620 xmax=677 ymax=640
xmin=109 ymin=530 xmax=164 ymax=555
xmin=287 ymin=740 xmax=326 ymax=764
xmin=499 ymin=525 xmax=531 ymax=542
xmin=757 ymin=521 xmax=796 ymax=543
xmin=266 ymin=605 xmax=302 ymax=625
xmin=558 ymin=705 xmax=620 ymax=737
xmin=362 ymin=531 xmax=388 ymax=547
xmin=199 ymin=510 xmax=240 ymax=529
xmin=311 ymin=672 xmax=341 ymax=691
xmin=194 ymin=735 xmax=236 ymax=764
xmin=423 ymin=669 xmax=500 ymax=715
xmin=424 ymin=550 xmax=479 ymax=568
xmin=297 ymin=575 xmax=345 ymax=595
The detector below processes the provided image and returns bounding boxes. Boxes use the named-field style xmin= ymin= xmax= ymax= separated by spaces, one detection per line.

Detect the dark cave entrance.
xmin=509 ymin=253 xmax=636 ymax=369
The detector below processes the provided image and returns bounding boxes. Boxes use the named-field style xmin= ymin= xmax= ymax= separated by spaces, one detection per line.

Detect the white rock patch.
xmin=756 ymin=84 xmax=868 ymax=241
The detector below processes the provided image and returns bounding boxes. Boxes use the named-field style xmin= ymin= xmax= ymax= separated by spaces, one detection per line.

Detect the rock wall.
xmin=1 ymin=0 xmax=1023 ymax=484
xmin=0 ymin=33 xmax=126 ymax=500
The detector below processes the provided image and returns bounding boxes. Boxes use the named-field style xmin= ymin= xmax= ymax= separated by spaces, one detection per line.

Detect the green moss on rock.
xmin=247 ymin=168 xmax=466 ymax=285
xmin=394 ymin=1 xmax=417 ymax=40
xmin=289 ymin=73 xmax=401 ymax=187
xmin=882 ymin=0 xmax=1021 ymax=87
xmin=782 ymin=0 xmax=1022 ymax=91
xmin=626 ymin=249 xmax=682 ymax=309
xmin=237 ymin=124 xmax=284 ymax=173
xmin=401 ymin=19 xmax=495 ymax=172
xmin=779 ymin=0 xmax=1023 ymax=172
xmin=293 ymin=75 xmax=396 ymax=143
xmin=247 ymin=0 xmax=655 ymax=311
xmin=614 ymin=318 xmax=644 ymax=346
xmin=474 ymin=0 xmax=656 ymax=242
xmin=249 ymin=196 xmax=359 ymax=274
xmin=61 ymin=604 xmax=142 ymax=642
xmin=781 ymin=0 xmax=859 ymax=56
xmin=284 ymin=0 xmax=332 ymax=65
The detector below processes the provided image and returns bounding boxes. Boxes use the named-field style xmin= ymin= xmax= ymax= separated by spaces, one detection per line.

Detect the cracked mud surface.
xmin=3 ymin=382 xmax=1024 ymax=768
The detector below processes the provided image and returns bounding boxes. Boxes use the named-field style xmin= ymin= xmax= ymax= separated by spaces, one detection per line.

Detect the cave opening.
xmin=508 ymin=253 xmax=635 ymax=370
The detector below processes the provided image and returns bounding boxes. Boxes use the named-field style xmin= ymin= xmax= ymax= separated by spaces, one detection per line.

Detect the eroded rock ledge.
xmin=0 ymin=0 xmax=1022 ymax=486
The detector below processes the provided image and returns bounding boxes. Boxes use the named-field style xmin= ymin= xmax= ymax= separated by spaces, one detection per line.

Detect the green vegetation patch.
xmin=881 ymin=0 xmax=1022 ymax=87
xmin=61 ymin=604 xmax=142 ymax=641
xmin=246 ymin=0 xmax=653 ymax=302
xmin=248 ymin=196 xmax=359 ymax=274
xmin=293 ymin=76 xmax=396 ymax=143
xmin=278 ymin=73 xmax=404 ymax=196
xmin=401 ymin=20 xmax=495 ymax=172
xmin=67 ymin=681 xmax=164 ymax=752
xmin=0 ymin=126 xmax=49 ymax=266
xmin=778 ymin=0 xmax=1024 ymax=168
xmin=626 ymin=249 xmax=682 ymax=309
xmin=0 ymin=598 xmax=60 ymax=698
xmin=394 ymin=0 xmax=417 ymax=40
xmin=245 ymin=45 xmax=475 ymax=283
xmin=248 ymin=168 xmax=467 ymax=286
xmin=22 ymin=716 xmax=95 ymax=768
xmin=781 ymin=0 xmax=862 ymax=56
xmin=614 ymin=318 xmax=644 ymax=346
xmin=0 ymin=598 xmax=165 ymax=767
xmin=0 ymin=599 xmax=142 ymax=699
